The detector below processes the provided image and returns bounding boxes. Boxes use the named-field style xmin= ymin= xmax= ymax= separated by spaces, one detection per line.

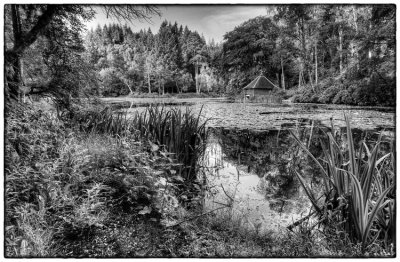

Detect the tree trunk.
xmin=276 ymin=73 xmax=280 ymax=88
xmin=339 ymin=25 xmax=343 ymax=74
xmin=308 ymin=70 xmax=314 ymax=91
xmin=147 ymin=72 xmax=151 ymax=94
xmin=352 ymin=7 xmax=360 ymax=72
xmin=300 ymin=18 xmax=307 ymax=83
xmin=6 ymin=4 xmax=57 ymax=100
xmin=158 ymin=77 xmax=161 ymax=95
xmin=298 ymin=68 xmax=303 ymax=88
xmin=174 ymin=80 xmax=179 ymax=94
xmin=281 ymin=57 xmax=285 ymax=90
xmin=8 ymin=4 xmax=22 ymax=100
xmin=315 ymin=41 xmax=318 ymax=85
xmin=7 ymin=52 xmax=21 ymax=100
xmin=195 ymin=61 xmax=199 ymax=93
xmin=297 ymin=19 xmax=307 ymax=90
xmin=11 ymin=5 xmax=57 ymax=56
xmin=127 ymin=84 xmax=133 ymax=95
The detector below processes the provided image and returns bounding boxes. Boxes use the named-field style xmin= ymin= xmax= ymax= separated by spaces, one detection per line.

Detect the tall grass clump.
xmin=69 ymin=104 xmax=131 ymax=135
xmin=131 ymin=105 xmax=208 ymax=181
xmin=290 ymin=115 xmax=395 ymax=255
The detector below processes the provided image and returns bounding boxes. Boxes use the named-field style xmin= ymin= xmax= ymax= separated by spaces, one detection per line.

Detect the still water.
xmin=199 ymin=119 xmax=394 ymax=234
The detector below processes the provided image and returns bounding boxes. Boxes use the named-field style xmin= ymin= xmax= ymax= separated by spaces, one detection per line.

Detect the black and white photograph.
xmin=3 ymin=2 xmax=396 ymax=258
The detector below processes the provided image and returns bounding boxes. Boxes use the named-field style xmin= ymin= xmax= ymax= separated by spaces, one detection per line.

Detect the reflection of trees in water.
xmin=208 ymin=125 xmax=321 ymax=201
xmin=208 ymin=123 xmax=391 ymax=204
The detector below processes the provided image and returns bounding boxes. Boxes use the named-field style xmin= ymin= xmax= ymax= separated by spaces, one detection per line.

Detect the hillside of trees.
xmin=221 ymin=5 xmax=395 ymax=106
xmin=5 ymin=4 xmax=395 ymax=106
xmin=80 ymin=5 xmax=395 ymax=106
xmin=84 ymin=22 xmax=224 ymax=96
xmin=220 ymin=5 xmax=395 ymax=106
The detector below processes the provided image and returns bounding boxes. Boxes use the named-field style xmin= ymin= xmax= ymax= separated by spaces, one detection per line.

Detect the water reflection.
xmin=202 ymin=129 xmax=313 ymax=233
xmin=201 ymin=122 xmax=394 ymax=234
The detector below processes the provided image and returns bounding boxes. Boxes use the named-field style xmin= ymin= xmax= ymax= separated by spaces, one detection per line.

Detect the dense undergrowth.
xmin=4 ymin=100 xmax=205 ymax=257
xmin=4 ymin=99 xmax=395 ymax=258
xmin=290 ymin=73 xmax=395 ymax=107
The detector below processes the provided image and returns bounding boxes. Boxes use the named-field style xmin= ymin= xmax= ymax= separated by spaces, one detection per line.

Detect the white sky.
xmin=84 ymin=5 xmax=270 ymax=43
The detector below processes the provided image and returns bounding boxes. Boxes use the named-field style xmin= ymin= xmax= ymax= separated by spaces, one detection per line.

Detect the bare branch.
xmin=99 ymin=5 xmax=161 ymax=24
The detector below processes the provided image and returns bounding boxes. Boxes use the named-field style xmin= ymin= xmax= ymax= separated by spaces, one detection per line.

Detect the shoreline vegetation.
xmin=101 ymin=92 xmax=396 ymax=110
xmin=5 ymin=98 xmax=395 ymax=258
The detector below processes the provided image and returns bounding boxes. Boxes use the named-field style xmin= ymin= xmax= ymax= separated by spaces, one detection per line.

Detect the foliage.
xmin=99 ymin=68 xmax=130 ymax=97
xmin=292 ymin=73 xmax=395 ymax=106
xmin=69 ymin=104 xmax=131 ymax=135
xmin=84 ymin=20 xmax=209 ymax=95
xmin=216 ymin=5 xmax=394 ymax=106
xmin=291 ymin=116 xmax=395 ymax=253
xmin=332 ymin=89 xmax=353 ymax=105
xmin=318 ymin=83 xmax=343 ymax=104
xmin=4 ymin=101 xmax=190 ymax=257
xmin=131 ymin=105 xmax=208 ymax=181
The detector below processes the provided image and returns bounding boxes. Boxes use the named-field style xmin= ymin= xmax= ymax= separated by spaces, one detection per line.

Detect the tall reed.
xmin=70 ymin=104 xmax=207 ymax=181
xmin=71 ymin=106 xmax=130 ymax=135
xmin=131 ymin=105 xmax=208 ymax=181
xmin=291 ymin=115 xmax=395 ymax=252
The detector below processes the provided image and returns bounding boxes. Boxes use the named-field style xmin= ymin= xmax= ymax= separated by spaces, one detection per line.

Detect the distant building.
xmin=243 ymin=75 xmax=278 ymax=97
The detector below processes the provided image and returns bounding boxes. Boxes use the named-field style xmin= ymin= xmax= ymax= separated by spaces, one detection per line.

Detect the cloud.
xmin=201 ymin=6 xmax=268 ymax=42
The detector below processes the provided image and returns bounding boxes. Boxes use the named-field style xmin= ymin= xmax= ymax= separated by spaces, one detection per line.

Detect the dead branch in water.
xmin=286 ymin=210 xmax=317 ymax=231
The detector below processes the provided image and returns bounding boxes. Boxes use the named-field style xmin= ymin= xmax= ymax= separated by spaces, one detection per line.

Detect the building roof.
xmin=243 ymin=75 xmax=279 ymax=90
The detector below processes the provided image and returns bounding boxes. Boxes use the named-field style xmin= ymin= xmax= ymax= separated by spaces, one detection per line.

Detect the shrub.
xmin=291 ymin=94 xmax=301 ymax=103
xmin=332 ymin=89 xmax=353 ymax=104
xmin=351 ymin=74 xmax=395 ymax=106
xmin=99 ymin=68 xmax=130 ymax=97
xmin=318 ymin=84 xmax=342 ymax=104
xmin=297 ymin=87 xmax=316 ymax=103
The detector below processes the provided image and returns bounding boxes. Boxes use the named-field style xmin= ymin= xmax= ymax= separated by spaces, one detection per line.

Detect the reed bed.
xmin=71 ymin=106 xmax=130 ymax=135
xmin=291 ymin=115 xmax=395 ymax=252
xmin=70 ymin=104 xmax=208 ymax=181
xmin=131 ymin=105 xmax=208 ymax=181
xmin=68 ymin=102 xmax=208 ymax=184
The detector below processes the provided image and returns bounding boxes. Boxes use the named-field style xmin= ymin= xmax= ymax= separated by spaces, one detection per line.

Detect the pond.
xmin=120 ymin=100 xmax=395 ymax=233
